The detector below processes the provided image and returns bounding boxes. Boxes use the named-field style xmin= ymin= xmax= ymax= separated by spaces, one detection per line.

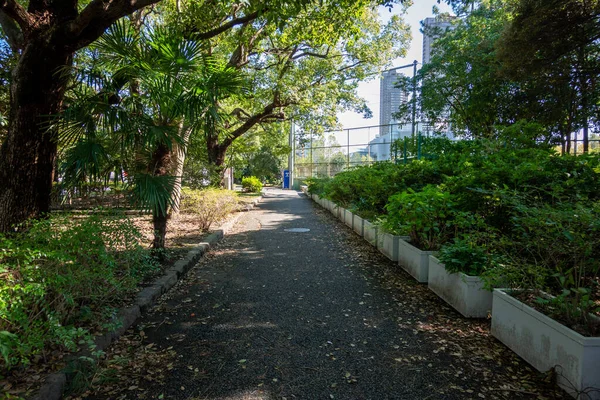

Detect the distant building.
xmin=422 ymin=17 xmax=456 ymax=65
xmin=422 ymin=16 xmax=457 ymax=137
xmin=369 ymin=122 xmax=412 ymax=161
xmin=379 ymin=70 xmax=409 ymax=136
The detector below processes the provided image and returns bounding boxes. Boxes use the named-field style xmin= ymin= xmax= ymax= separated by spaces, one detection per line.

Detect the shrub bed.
xmin=0 ymin=214 xmax=158 ymax=373
xmin=308 ymin=138 xmax=600 ymax=335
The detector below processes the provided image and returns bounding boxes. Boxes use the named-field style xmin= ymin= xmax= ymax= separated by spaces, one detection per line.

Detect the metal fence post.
xmin=347 ymin=128 xmax=350 ymax=169
xmin=310 ymin=132 xmax=313 ymax=178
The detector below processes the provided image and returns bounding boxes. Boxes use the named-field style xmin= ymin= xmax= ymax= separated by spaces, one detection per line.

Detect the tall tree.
xmin=0 ymin=0 xmax=163 ymax=232
xmin=496 ymin=0 xmax=600 ymax=152
xmin=166 ymin=0 xmax=410 ymax=179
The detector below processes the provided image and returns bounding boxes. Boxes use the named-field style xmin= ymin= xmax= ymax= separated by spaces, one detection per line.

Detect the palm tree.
xmin=59 ymin=19 xmax=244 ymax=249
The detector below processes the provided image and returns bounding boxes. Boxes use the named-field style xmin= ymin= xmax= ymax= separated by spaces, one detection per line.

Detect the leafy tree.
xmin=165 ymin=0 xmax=411 ymax=178
xmin=416 ymin=1 xmax=587 ymax=148
xmin=0 ymin=0 xmax=162 ymax=233
xmin=496 ymin=0 xmax=600 ymax=152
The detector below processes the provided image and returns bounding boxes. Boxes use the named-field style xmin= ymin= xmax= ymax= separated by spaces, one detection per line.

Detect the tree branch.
xmin=68 ymin=0 xmax=161 ymax=50
xmin=292 ymin=47 xmax=330 ymax=60
xmin=220 ymin=99 xmax=288 ymax=149
xmin=192 ymin=9 xmax=263 ymax=41
xmin=0 ymin=9 xmax=23 ymax=51
xmin=338 ymin=61 xmax=362 ymax=73
xmin=0 ymin=0 xmax=32 ymax=32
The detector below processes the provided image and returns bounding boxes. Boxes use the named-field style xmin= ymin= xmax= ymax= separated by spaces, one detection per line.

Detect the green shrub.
xmin=438 ymin=230 xmax=501 ymax=277
xmin=305 ymin=177 xmax=330 ymax=196
xmin=242 ymin=176 xmax=263 ymax=193
xmin=384 ymin=185 xmax=472 ymax=251
xmin=495 ymin=195 xmax=600 ymax=332
xmin=317 ymin=161 xmax=444 ymax=220
xmin=180 ymin=188 xmax=238 ymax=231
xmin=0 ymin=213 xmax=157 ymax=371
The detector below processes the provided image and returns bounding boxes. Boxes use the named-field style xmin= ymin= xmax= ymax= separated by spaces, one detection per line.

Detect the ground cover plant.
xmin=0 ymin=186 xmax=247 ymax=397
xmin=0 ymin=213 xmax=157 ymax=374
xmin=308 ymin=138 xmax=600 ymax=335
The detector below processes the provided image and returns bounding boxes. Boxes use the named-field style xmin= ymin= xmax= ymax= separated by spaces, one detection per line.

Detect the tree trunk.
xmin=170 ymin=124 xmax=190 ymax=216
xmin=151 ymin=143 xmax=172 ymax=249
xmin=0 ymin=35 xmax=72 ymax=232
xmin=206 ymin=136 xmax=227 ymax=187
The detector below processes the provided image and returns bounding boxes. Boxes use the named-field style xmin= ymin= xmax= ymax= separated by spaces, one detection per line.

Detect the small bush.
xmin=242 ymin=176 xmax=263 ymax=193
xmin=180 ymin=188 xmax=238 ymax=231
xmin=0 ymin=213 xmax=157 ymax=372
xmin=438 ymin=231 xmax=501 ymax=277
xmin=496 ymin=196 xmax=600 ymax=332
xmin=384 ymin=185 xmax=473 ymax=251
xmin=305 ymin=177 xmax=330 ymax=196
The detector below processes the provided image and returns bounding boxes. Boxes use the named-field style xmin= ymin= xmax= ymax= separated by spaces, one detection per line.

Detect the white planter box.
xmin=328 ymin=201 xmax=337 ymax=215
xmin=397 ymin=239 xmax=435 ymax=283
xmin=376 ymin=232 xmax=409 ymax=262
xmin=492 ymin=289 xmax=600 ymax=399
xmin=325 ymin=199 xmax=333 ymax=213
xmin=363 ymin=220 xmax=378 ymax=246
xmin=427 ymin=256 xmax=492 ymax=318
xmin=353 ymin=215 xmax=364 ymax=237
xmin=344 ymin=209 xmax=353 ymax=227
xmin=337 ymin=206 xmax=346 ymax=222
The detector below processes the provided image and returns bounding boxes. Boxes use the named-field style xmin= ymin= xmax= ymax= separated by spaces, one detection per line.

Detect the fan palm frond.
xmin=129 ymin=173 xmax=180 ymax=217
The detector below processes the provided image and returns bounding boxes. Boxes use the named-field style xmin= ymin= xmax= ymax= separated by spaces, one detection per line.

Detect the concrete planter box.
xmin=363 ymin=220 xmax=378 ymax=246
xmin=397 ymin=239 xmax=435 ymax=283
xmin=312 ymin=194 xmax=320 ymax=203
xmin=353 ymin=215 xmax=364 ymax=237
xmin=336 ymin=206 xmax=346 ymax=221
xmin=376 ymin=232 xmax=409 ymax=262
xmin=427 ymin=256 xmax=492 ymax=318
xmin=328 ymin=200 xmax=337 ymax=215
xmin=344 ymin=209 xmax=354 ymax=228
xmin=492 ymin=289 xmax=600 ymax=399
xmin=323 ymin=199 xmax=334 ymax=212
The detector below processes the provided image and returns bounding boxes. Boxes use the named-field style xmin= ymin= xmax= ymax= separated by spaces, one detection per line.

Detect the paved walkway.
xmin=90 ymin=189 xmax=559 ymax=400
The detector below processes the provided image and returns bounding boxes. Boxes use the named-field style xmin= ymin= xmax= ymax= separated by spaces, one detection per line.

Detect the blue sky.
xmin=339 ymin=0 xmax=453 ymax=129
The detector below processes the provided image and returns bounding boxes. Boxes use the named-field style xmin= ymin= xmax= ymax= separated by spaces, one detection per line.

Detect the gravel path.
xmin=83 ymin=188 xmax=561 ymax=400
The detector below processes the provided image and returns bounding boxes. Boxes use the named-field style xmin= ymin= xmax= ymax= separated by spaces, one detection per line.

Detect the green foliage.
xmin=384 ymin=185 xmax=473 ymax=251
xmin=242 ymin=176 xmax=263 ymax=193
xmin=305 ymin=177 xmax=331 ymax=196
xmin=439 ymin=230 xmax=501 ymax=277
xmin=0 ymin=214 xmax=157 ymax=372
xmin=180 ymin=188 xmax=239 ymax=231
xmin=417 ymin=1 xmax=593 ymax=147
xmin=497 ymin=195 xmax=600 ymax=329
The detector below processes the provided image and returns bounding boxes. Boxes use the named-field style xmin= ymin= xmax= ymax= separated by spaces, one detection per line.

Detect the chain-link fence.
xmin=293 ymin=122 xmax=442 ymax=181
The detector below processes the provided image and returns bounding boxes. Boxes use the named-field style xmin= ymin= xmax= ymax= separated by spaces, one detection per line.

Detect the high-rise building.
xmin=421 ymin=16 xmax=456 ymax=137
xmin=422 ymin=17 xmax=455 ymax=65
xmin=379 ymin=69 xmax=408 ymax=136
